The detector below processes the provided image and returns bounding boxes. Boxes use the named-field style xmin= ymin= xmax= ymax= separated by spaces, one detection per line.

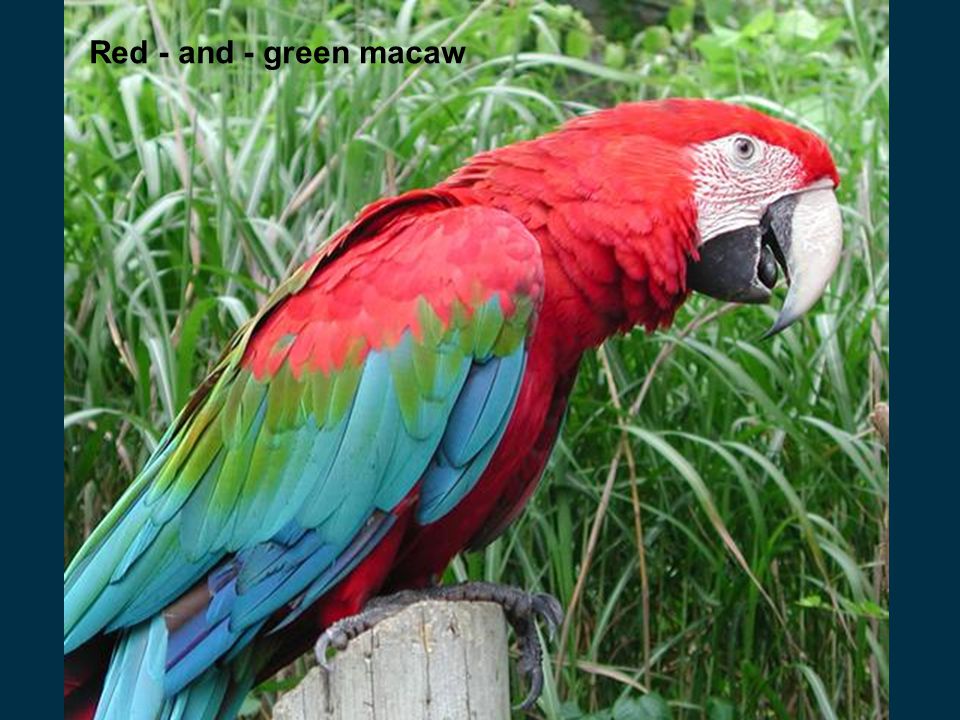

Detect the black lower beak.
xmin=686 ymin=223 xmax=781 ymax=305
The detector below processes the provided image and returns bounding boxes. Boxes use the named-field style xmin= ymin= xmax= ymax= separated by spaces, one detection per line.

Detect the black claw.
xmin=314 ymin=610 xmax=389 ymax=671
xmin=515 ymin=663 xmax=544 ymax=711
xmin=533 ymin=592 xmax=564 ymax=635
xmin=315 ymin=620 xmax=354 ymax=670
xmin=314 ymin=631 xmax=335 ymax=671
xmin=513 ymin=616 xmax=548 ymax=710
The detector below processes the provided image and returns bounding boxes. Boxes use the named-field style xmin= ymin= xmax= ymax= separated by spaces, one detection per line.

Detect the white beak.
xmin=763 ymin=187 xmax=843 ymax=336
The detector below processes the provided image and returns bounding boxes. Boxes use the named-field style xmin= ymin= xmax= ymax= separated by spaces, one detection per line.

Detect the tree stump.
xmin=273 ymin=600 xmax=511 ymax=720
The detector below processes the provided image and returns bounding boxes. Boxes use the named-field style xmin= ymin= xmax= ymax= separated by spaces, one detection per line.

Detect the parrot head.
xmin=564 ymin=99 xmax=843 ymax=336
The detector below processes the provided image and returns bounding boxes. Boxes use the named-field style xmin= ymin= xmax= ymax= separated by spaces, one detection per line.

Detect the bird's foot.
xmin=419 ymin=582 xmax=563 ymax=711
xmin=314 ymin=581 xmax=563 ymax=711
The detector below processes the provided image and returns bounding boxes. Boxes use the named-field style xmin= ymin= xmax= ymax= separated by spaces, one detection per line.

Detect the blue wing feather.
xmin=417 ymin=345 xmax=527 ymax=523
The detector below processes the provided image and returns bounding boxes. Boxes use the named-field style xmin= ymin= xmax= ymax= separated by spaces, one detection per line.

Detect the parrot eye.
xmin=732 ymin=136 xmax=757 ymax=163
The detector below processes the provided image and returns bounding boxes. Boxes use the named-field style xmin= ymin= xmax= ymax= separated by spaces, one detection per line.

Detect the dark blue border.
xmin=889 ymin=3 xmax=956 ymax=716
xmin=5 ymin=9 xmax=63 ymax=712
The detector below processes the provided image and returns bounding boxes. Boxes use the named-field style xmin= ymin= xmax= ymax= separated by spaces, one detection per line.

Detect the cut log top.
xmin=273 ymin=600 xmax=511 ymax=720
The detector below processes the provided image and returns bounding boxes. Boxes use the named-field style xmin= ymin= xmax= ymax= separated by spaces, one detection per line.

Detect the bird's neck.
xmin=441 ymin=140 xmax=697 ymax=368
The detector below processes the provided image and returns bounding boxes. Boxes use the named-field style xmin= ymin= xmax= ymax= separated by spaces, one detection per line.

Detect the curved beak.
xmin=686 ymin=186 xmax=843 ymax=337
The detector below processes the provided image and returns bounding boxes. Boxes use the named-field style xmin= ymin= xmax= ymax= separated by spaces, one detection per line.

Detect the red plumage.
xmin=243 ymin=193 xmax=542 ymax=379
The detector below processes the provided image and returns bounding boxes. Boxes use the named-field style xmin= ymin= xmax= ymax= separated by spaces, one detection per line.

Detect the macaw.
xmin=64 ymin=99 xmax=842 ymax=719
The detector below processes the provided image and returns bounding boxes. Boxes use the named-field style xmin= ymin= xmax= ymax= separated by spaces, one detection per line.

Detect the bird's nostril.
xmin=758 ymin=245 xmax=779 ymax=289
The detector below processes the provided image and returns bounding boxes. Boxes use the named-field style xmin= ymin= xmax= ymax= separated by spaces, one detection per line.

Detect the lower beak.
xmin=686 ymin=187 xmax=843 ymax=337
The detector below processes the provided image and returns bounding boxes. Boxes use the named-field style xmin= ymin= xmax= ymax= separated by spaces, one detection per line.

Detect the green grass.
xmin=64 ymin=1 xmax=889 ymax=718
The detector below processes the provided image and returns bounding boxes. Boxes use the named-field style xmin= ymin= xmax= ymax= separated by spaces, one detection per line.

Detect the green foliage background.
xmin=64 ymin=1 xmax=889 ymax=718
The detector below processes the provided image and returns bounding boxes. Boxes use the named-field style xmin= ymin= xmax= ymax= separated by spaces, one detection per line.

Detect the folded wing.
xmin=64 ymin=195 xmax=544 ymax=711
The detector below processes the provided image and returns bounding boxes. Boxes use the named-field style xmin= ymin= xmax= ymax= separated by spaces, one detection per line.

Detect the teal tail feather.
xmin=91 ymin=615 xmax=257 ymax=720
xmin=94 ymin=617 xmax=167 ymax=720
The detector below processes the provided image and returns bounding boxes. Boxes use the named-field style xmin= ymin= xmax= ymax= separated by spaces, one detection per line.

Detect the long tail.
xmin=64 ymin=619 xmax=257 ymax=720
xmin=94 ymin=617 xmax=167 ymax=720
xmin=158 ymin=646 xmax=259 ymax=720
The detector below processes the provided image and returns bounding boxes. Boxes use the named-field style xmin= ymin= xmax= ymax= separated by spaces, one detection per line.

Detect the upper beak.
xmin=686 ymin=186 xmax=843 ymax=337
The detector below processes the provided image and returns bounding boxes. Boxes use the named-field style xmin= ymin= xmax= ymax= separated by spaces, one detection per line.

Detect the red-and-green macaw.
xmin=64 ymin=99 xmax=842 ymax=719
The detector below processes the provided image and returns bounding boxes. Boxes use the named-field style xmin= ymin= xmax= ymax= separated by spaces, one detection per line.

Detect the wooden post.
xmin=273 ymin=600 xmax=511 ymax=720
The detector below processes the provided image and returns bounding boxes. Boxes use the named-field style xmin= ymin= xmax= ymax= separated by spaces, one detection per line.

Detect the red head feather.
xmin=564 ymin=99 xmax=839 ymax=188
